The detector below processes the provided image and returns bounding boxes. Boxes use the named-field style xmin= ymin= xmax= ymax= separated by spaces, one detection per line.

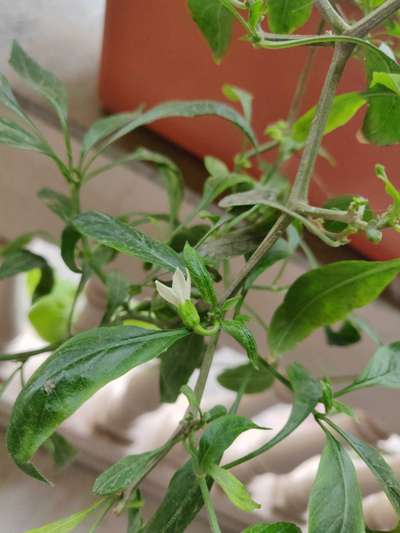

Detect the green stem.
xmin=198 ymin=477 xmax=222 ymax=533
xmin=0 ymin=343 xmax=61 ymax=362
xmin=193 ymin=334 xmax=220 ymax=407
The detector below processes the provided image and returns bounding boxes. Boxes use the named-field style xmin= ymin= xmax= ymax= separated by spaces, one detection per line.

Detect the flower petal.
xmin=172 ymin=268 xmax=188 ymax=304
xmin=155 ymin=280 xmax=179 ymax=306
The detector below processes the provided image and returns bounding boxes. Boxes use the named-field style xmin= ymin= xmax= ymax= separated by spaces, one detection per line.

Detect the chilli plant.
xmin=2 ymin=0 xmax=400 ymax=532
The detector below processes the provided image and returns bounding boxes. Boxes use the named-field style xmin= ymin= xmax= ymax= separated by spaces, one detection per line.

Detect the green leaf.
xmin=345 ymin=342 xmax=400 ymax=392
xmin=25 ymin=501 xmax=105 ymax=532
xmin=323 ymin=418 xmax=400 ymax=515
xmin=325 ymin=320 xmax=362 ymax=347
xmin=29 ymin=278 xmax=76 ymax=343
xmin=188 ymin=0 xmax=233 ymax=61
xmin=268 ymin=0 xmax=313 ymax=34
xmin=6 ymin=326 xmax=189 ymax=478
xmin=10 ymin=40 xmax=67 ymax=126
xmin=223 ymin=84 xmax=253 ymax=123
xmin=102 ymin=271 xmax=130 ymax=324
xmin=242 ymin=523 xmax=301 ymax=533
xmin=204 ymin=155 xmax=229 ymax=178
xmin=308 ymin=432 xmax=364 ymax=533
xmin=222 ymin=319 xmax=259 ymax=368
xmin=142 ymin=459 xmax=205 ymax=533
xmin=129 ymin=147 xmax=183 ymax=223
xmin=208 ymin=464 xmax=260 ymax=512
xmin=73 ymin=211 xmax=185 ymax=272
xmin=376 ymin=164 xmax=400 ymax=223
xmin=126 ymin=490 xmax=144 ymax=532
xmin=160 ymin=334 xmax=204 ymax=403
xmin=0 ymin=250 xmax=54 ymax=302
xmin=363 ymin=49 xmax=400 ymax=145
xmin=44 ymin=432 xmax=77 ymax=469
xmin=38 ymin=188 xmax=74 ymax=222
xmin=183 ymin=243 xmax=217 ymax=307
xmin=217 ymin=361 xmax=274 ymax=394
xmin=93 ymin=447 xmax=167 ymax=496
xmin=371 ymin=71 xmax=400 ymax=95
xmin=0 ymin=117 xmax=50 ymax=153
xmin=227 ymin=364 xmax=321 ymax=468
xmin=292 ymin=92 xmax=366 ymax=143
xmin=105 ymin=100 xmax=257 ymax=151
xmin=198 ymin=414 xmax=261 ymax=471
xmin=244 ymin=238 xmax=292 ymax=289
xmin=0 ymin=72 xmax=29 ymax=121
xmin=268 ymin=259 xmax=400 ymax=355
xmin=61 ymin=225 xmax=82 ymax=273
xmin=81 ymin=111 xmax=141 ymax=155
xmin=201 ymin=173 xmax=254 ymax=210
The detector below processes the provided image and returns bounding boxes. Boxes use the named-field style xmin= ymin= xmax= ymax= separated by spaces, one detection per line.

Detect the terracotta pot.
xmin=99 ymin=0 xmax=400 ymax=260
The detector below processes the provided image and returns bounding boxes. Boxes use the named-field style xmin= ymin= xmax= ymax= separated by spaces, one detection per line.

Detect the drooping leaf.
xmin=308 ymin=432 xmax=364 ymax=533
xmin=104 ymin=100 xmax=257 ymax=150
xmin=268 ymin=259 xmax=400 ymax=355
xmin=44 ymin=432 xmax=77 ymax=469
xmin=38 ymin=188 xmax=74 ymax=222
xmin=222 ymin=319 xmax=259 ymax=368
xmin=25 ymin=499 xmax=105 ymax=533
xmin=198 ymin=414 xmax=262 ymax=472
xmin=6 ymin=326 xmax=189 ymax=478
xmin=73 ymin=211 xmax=185 ymax=272
xmin=10 ymin=40 xmax=68 ymax=126
xmin=323 ymin=417 xmax=400 ymax=515
xmin=188 ymin=0 xmax=233 ymax=61
xmin=325 ymin=320 xmax=362 ymax=347
xmin=93 ymin=447 xmax=168 ymax=496
xmin=268 ymin=0 xmax=313 ymax=34
xmin=208 ymin=463 xmax=260 ymax=512
xmin=81 ymin=111 xmax=141 ymax=154
xmin=242 ymin=523 xmax=301 ymax=533
xmin=226 ymin=364 xmax=321 ymax=468
xmin=217 ymin=361 xmax=274 ymax=394
xmin=344 ymin=342 xmax=400 ymax=392
xmin=183 ymin=243 xmax=217 ymax=307
xmin=61 ymin=225 xmax=82 ymax=273
xmin=160 ymin=334 xmax=204 ymax=403
xmin=292 ymin=92 xmax=366 ymax=143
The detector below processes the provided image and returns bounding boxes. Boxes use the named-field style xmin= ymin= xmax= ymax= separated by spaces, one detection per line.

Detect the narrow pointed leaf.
xmin=73 ymin=211 xmax=185 ymax=271
xmin=222 ymin=320 xmax=259 ymax=368
xmin=6 ymin=326 xmax=189 ymax=478
xmin=242 ymin=524 xmax=301 ymax=533
xmin=269 ymin=259 xmax=400 ymax=355
xmin=183 ymin=243 xmax=217 ymax=307
xmin=208 ymin=464 xmax=260 ymax=512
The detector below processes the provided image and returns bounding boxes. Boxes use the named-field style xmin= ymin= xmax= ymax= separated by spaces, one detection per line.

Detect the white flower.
xmin=155 ymin=268 xmax=191 ymax=307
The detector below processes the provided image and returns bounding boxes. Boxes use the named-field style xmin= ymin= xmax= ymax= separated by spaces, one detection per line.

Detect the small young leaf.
xmin=160 ymin=334 xmax=204 ymax=403
xmin=198 ymin=414 xmax=261 ymax=471
xmin=183 ymin=243 xmax=217 ymax=307
xmin=10 ymin=41 xmax=68 ymax=126
xmin=292 ymin=92 xmax=366 ymax=143
xmin=44 ymin=432 xmax=77 ymax=468
xmin=25 ymin=499 xmax=105 ymax=533
xmin=188 ymin=0 xmax=233 ymax=61
xmin=323 ymin=195 xmax=374 ymax=233
xmin=376 ymin=164 xmax=400 ymax=223
xmin=38 ymin=188 xmax=74 ymax=222
xmin=308 ymin=432 xmax=364 ymax=533
xmin=7 ymin=326 xmax=189 ymax=478
xmin=325 ymin=320 xmax=362 ymax=347
xmin=222 ymin=319 xmax=259 ymax=368
xmin=345 ymin=342 xmax=400 ymax=392
xmin=0 ymin=72 xmax=29 ymax=121
xmin=93 ymin=447 xmax=167 ymax=496
xmin=204 ymin=155 xmax=229 ymax=178
xmin=223 ymin=84 xmax=253 ymax=123
xmin=242 ymin=523 xmax=301 ymax=533
xmin=268 ymin=0 xmax=313 ymax=34
xmin=0 ymin=117 xmax=50 ymax=153
xmin=73 ymin=211 xmax=185 ymax=272
xmin=268 ymin=259 xmax=400 ymax=355
xmin=217 ymin=361 xmax=274 ymax=394
xmin=227 ymin=364 xmax=321 ymax=468
xmin=323 ymin=418 xmax=400 ymax=514
xmin=208 ymin=464 xmax=260 ymax=512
